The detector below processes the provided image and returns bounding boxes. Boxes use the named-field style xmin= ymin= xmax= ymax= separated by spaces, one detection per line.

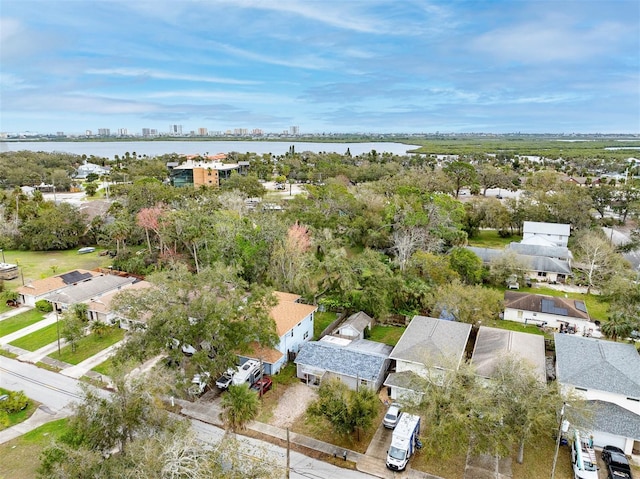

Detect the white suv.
xmin=383 ymin=403 xmax=402 ymax=429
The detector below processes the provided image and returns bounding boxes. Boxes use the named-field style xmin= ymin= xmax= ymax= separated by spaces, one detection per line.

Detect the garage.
xmin=592 ymin=430 xmax=626 ymax=450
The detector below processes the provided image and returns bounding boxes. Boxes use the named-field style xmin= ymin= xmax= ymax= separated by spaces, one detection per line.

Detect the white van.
xmin=571 ymin=430 xmax=598 ymax=479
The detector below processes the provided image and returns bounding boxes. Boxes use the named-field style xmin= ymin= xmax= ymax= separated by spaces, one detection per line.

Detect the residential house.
xmin=46 ymin=274 xmax=137 ymax=312
xmin=384 ymin=316 xmax=472 ymax=401
xmin=87 ymin=280 xmax=152 ymax=327
xmin=471 ymin=326 xmax=546 ymax=383
xmin=16 ymin=269 xmax=102 ymax=307
xmin=75 ymin=161 xmax=110 ymax=179
xmin=239 ymin=291 xmax=317 ymax=376
xmin=555 ymin=334 xmax=640 ymax=456
xmin=503 ymin=291 xmax=598 ymax=336
xmin=294 ymin=338 xmax=392 ymax=391
xmin=467 ymin=246 xmax=572 ymax=284
xmin=332 ymin=311 xmax=373 ymax=341
xmin=522 ymin=221 xmax=570 ymax=248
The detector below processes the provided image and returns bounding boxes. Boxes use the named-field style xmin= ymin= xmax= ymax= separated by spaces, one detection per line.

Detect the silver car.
xmin=383 ymin=403 xmax=402 ymax=429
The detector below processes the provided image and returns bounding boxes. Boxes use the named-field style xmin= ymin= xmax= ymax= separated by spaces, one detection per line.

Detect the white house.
xmin=75 ymin=161 xmax=110 ymax=179
xmin=294 ymin=338 xmax=392 ymax=391
xmin=87 ymin=280 xmax=152 ymax=327
xmin=503 ymin=291 xmax=599 ymax=336
xmin=332 ymin=311 xmax=373 ymax=341
xmin=239 ymin=291 xmax=317 ymax=376
xmin=522 ymin=221 xmax=570 ymax=248
xmin=384 ymin=316 xmax=472 ymax=401
xmin=555 ymin=334 xmax=640 ymax=457
xmin=16 ymin=269 xmax=101 ymax=307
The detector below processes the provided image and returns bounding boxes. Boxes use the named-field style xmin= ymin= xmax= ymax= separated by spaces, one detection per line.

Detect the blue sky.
xmin=1 ymin=0 xmax=639 ymax=135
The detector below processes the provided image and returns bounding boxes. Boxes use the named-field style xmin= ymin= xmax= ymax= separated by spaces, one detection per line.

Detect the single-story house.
xmin=471 ymin=326 xmax=546 ymax=383
xmin=503 ymin=291 xmax=597 ymax=336
xmin=46 ymin=274 xmax=137 ymax=312
xmin=331 ymin=311 xmax=373 ymax=341
xmin=16 ymin=269 xmax=101 ymax=307
xmin=295 ymin=338 xmax=392 ymax=391
xmin=87 ymin=280 xmax=153 ymax=327
xmin=384 ymin=316 xmax=472 ymax=401
xmin=239 ymin=291 xmax=317 ymax=376
xmin=522 ymin=221 xmax=570 ymax=248
xmin=555 ymin=334 xmax=640 ymax=456
xmin=75 ymin=161 xmax=110 ymax=179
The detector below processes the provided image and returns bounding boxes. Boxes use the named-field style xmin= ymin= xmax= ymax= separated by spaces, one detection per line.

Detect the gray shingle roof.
xmin=294 ymin=339 xmax=391 ymax=381
xmin=390 ymin=316 xmax=471 ymax=368
xmin=339 ymin=311 xmax=373 ymax=334
xmin=505 ymin=292 xmax=588 ymax=319
xmin=555 ymin=334 xmax=640 ymax=397
xmin=46 ymin=275 xmax=137 ymax=305
xmin=383 ymin=371 xmax=425 ymax=390
xmin=466 ymin=247 xmax=571 ymax=275
xmin=472 ymin=326 xmax=546 ymax=382
xmin=589 ymin=400 xmax=640 ymax=439
xmin=507 ymin=242 xmax=573 ymax=260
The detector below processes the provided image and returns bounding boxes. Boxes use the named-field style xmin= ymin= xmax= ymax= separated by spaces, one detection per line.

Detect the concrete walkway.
xmin=0 ymin=405 xmax=71 ymax=445
xmin=0 ymin=305 xmax=32 ymax=322
xmin=60 ymin=340 xmax=124 ymax=379
xmin=0 ymin=312 xmax=57 ymax=345
xmin=18 ymin=338 xmax=68 ymax=363
xmin=464 ymin=453 xmax=512 ymax=479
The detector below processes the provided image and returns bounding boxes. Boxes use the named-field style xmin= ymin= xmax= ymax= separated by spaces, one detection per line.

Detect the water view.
xmin=0 ymin=140 xmax=421 ymax=159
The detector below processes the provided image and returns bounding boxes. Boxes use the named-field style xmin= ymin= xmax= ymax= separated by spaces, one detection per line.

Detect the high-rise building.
xmin=290 ymin=126 xmax=299 ymax=135
xmin=85 ymin=130 xmax=92 ymax=136
xmin=142 ymin=128 xmax=151 ymax=137
xmin=117 ymin=128 xmax=128 ymax=136
xmin=169 ymin=124 xmax=183 ymax=135
xmin=197 ymin=128 xmax=208 ymax=136
xmin=252 ymin=128 xmax=263 ymax=136
xmin=98 ymin=128 xmax=110 ymax=136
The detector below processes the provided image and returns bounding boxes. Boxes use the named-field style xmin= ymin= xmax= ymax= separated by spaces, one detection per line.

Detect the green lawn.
xmin=0 ymin=418 xmax=69 ymax=479
xmin=314 ymin=311 xmax=338 ymax=339
xmin=368 ymin=325 xmax=406 ymax=346
xmin=468 ymin=229 xmax=522 ymax=248
xmin=50 ymin=327 xmax=124 ymax=365
xmin=92 ymin=356 xmax=115 ymax=375
xmin=1 ymin=249 xmax=112 ymax=290
xmin=9 ymin=323 xmax=61 ymax=351
xmin=0 ymin=309 xmax=45 ymax=338
xmin=482 ymin=318 xmax=546 ymax=336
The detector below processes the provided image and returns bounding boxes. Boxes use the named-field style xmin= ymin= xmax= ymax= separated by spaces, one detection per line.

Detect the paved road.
xmin=1 ymin=356 xmax=378 ymax=479
xmin=0 ymin=356 xmax=86 ymax=411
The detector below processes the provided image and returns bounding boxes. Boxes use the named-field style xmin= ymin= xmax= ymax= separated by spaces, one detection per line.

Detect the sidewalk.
xmin=60 ymin=340 xmax=123 ymax=379
xmin=0 ymin=405 xmax=71 ymax=445
xmin=0 ymin=305 xmax=32 ymax=322
xmin=0 ymin=312 xmax=57 ymax=345
xmin=18 ymin=338 xmax=68 ymax=363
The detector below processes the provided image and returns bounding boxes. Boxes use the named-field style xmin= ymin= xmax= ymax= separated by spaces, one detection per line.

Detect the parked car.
xmin=250 ymin=376 xmax=272 ymax=396
xmin=215 ymin=369 xmax=235 ymax=390
xmin=602 ymin=445 xmax=633 ymax=479
xmin=383 ymin=403 xmax=402 ymax=429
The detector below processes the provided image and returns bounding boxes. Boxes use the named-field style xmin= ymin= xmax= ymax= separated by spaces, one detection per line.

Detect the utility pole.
xmin=286 ymin=428 xmax=290 ymax=479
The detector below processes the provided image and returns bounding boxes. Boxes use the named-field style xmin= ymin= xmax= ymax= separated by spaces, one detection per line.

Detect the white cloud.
xmin=85 ymin=68 xmax=260 ymax=85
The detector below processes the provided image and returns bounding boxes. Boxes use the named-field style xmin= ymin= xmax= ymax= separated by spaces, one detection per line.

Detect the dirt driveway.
xmin=268 ymin=382 xmax=317 ymax=429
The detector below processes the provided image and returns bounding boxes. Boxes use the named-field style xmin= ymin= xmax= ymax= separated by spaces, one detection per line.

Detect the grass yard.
xmin=521 ymin=285 xmax=609 ymax=322
xmin=0 ymin=309 xmax=45 ymax=338
xmin=0 ymin=388 xmax=39 ymax=430
xmin=368 ymin=325 xmax=406 ymax=346
xmin=0 ymin=418 xmax=69 ymax=479
xmin=411 ymin=450 xmax=467 ymax=479
xmin=468 ymin=229 xmax=522 ymax=248
xmin=482 ymin=318 xmax=546 ymax=336
xmin=50 ymin=327 xmax=124 ymax=365
xmin=511 ymin=434 xmax=573 ymax=479
xmin=9 ymin=323 xmax=60 ymax=351
xmin=314 ymin=311 xmax=337 ymax=339
xmin=92 ymin=356 xmax=115 ymax=375
xmin=1 ymin=249 xmax=112 ymax=290
xmin=291 ymin=399 xmax=386 ymax=454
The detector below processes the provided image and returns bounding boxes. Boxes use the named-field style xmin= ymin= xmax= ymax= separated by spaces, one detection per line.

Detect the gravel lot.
xmin=269 ymin=382 xmax=318 ymax=429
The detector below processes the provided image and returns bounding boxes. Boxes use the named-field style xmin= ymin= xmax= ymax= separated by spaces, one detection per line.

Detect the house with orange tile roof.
xmin=16 ymin=269 xmax=102 ymax=307
xmin=239 ymin=291 xmax=317 ymax=375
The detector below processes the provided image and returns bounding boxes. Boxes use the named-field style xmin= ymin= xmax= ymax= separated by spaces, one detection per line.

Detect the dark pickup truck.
xmin=602 ymin=445 xmax=633 ymax=479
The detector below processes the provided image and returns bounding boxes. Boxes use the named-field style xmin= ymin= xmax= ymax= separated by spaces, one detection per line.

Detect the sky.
xmin=1 ymin=0 xmax=639 ymax=135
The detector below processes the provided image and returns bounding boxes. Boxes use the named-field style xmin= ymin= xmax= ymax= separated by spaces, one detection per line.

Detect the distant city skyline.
xmin=1 ymin=1 xmax=639 ymax=135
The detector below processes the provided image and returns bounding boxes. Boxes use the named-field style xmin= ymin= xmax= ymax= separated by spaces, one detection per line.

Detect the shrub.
xmin=35 ymin=300 xmax=53 ymax=313
xmin=0 ymin=390 xmax=29 ymax=413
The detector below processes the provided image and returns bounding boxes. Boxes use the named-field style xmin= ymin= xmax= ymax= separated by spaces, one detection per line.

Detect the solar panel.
xmin=541 ymin=298 xmax=568 ymax=316
xmin=60 ymin=271 xmax=92 ymax=284
xmin=574 ymin=301 xmax=587 ymax=313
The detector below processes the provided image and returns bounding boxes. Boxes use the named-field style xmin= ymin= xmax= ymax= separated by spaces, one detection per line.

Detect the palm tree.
xmin=220 ymin=383 xmax=260 ymax=432
xmin=600 ymin=311 xmax=634 ymax=341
